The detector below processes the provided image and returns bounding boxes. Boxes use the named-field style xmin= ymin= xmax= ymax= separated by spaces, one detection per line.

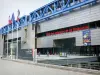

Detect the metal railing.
xmin=65 ymin=62 xmax=100 ymax=70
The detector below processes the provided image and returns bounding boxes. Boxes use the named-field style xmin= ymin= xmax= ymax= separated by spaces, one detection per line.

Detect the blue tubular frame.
xmin=0 ymin=0 xmax=96 ymax=35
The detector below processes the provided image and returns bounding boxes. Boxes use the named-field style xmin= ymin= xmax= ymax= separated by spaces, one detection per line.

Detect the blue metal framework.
xmin=0 ymin=0 xmax=97 ymax=35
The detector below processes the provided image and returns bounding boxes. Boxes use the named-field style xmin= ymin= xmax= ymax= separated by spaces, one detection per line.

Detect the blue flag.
xmin=11 ymin=13 xmax=15 ymax=24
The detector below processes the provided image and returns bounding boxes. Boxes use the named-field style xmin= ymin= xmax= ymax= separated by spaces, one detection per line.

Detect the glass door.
xmin=10 ymin=42 xmax=17 ymax=59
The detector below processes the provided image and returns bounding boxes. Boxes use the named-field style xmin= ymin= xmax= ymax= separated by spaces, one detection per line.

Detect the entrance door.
xmin=53 ymin=37 xmax=75 ymax=55
xmin=10 ymin=42 xmax=17 ymax=59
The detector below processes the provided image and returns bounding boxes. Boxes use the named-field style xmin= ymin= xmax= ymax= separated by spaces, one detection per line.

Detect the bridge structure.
xmin=0 ymin=0 xmax=97 ymax=35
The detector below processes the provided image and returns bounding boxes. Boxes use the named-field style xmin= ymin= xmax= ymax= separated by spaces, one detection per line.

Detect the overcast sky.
xmin=0 ymin=0 xmax=53 ymax=28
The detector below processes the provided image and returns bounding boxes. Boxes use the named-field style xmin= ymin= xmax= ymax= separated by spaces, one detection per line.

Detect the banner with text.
xmin=83 ymin=29 xmax=91 ymax=46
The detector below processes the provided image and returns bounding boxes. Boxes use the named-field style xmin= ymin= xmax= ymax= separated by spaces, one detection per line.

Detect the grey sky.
xmin=0 ymin=0 xmax=53 ymax=28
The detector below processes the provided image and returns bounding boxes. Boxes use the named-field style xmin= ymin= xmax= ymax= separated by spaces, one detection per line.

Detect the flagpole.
xmin=10 ymin=13 xmax=15 ymax=59
xmin=7 ymin=16 xmax=10 ymax=59
xmin=11 ymin=23 xmax=13 ymax=59
xmin=7 ymin=27 xmax=9 ymax=58
xmin=16 ymin=22 xmax=19 ymax=59
xmin=16 ymin=9 xmax=20 ymax=59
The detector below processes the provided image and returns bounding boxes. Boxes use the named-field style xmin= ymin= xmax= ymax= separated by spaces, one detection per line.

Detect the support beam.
xmin=0 ymin=0 xmax=97 ymax=35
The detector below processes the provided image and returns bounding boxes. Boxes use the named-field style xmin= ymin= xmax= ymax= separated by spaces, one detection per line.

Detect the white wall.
xmin=37 ymin=3 xmax=100 ymax=48
xmin=37 ymin=28 xmax=100 ymax=48
xmin=21 ymin=24 xmax=35 ymax=49
xmin=7 ymin=30 xmax=22 ymax=40
xmin=39 ymin=4 xmax=100 ymax=33
xmin=0 ymin=35 xmax=4 ymax=56
xmin=7 ymin=24 xmax=36 ymax=50
xmin=91 ymin=29 xmax=100 ymax=45
xmin=37 ymin=31 xmax=83 ymax=48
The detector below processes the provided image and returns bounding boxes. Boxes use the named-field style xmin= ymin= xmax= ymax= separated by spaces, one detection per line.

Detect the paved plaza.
xmin=0 ymin=58 xmax=97 ymax=75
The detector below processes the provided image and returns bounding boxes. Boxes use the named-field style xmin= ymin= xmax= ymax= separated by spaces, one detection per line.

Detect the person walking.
xmin=47 ymin=51 xmax=49 ymax=57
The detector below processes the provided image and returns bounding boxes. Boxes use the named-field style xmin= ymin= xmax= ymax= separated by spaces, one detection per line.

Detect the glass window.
xmin=89 ymin=22 xmax=96 ymax=29
xmin=96 ymin=20 xmax=100 ymax=28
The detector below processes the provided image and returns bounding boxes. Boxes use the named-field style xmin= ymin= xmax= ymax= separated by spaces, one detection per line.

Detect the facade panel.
xmin=37 ymin=31 xmax=83 ymax=48
xmin=0 ymin=35 xmax=4 ymax=56
xmin=91 ymin=29 xmax=100 ymax=45
xmin=7 ymin=30 xmax=22 ymax=40
xmin=21 ymin=24 xmax=35 ymax=49
xmin=39 ymin=4 xmax=100 ymax=33
xmin=37 ymin=28 xmax=100 ymax=48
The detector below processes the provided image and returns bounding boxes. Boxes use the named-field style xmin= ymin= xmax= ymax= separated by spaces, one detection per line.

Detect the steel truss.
xmin=0 ymin=0 xmax=97 ymax=35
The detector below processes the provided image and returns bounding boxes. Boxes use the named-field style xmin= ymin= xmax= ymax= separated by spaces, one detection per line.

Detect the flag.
xmin=11 ymin=13 xmax=15 ymax=24
xmin=8 ymin=16 xmax=12 ymax=24
xmin=17 ymin=9 xmax=20 ymax=21
xmin=18 ymin=9 xmax=20 ymax=17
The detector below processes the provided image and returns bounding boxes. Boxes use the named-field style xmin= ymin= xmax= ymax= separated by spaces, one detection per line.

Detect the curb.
xmin=2 ymin=58 xmax=100 ymax=75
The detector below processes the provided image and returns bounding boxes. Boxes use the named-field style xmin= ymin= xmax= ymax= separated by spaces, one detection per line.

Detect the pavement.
xmin=1 ymin=58 xmax=100 ymax=75
xmin=37 ymin=55 xmax=97 ymax=60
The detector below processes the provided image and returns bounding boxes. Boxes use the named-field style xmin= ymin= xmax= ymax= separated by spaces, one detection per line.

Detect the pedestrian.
xmin=38 ymin=51 xmax=40 ymax=57
xmin=47 ymin=51 xmax=49 ymax=57
xmin=1 ymin=56 xmax=2 ymax=59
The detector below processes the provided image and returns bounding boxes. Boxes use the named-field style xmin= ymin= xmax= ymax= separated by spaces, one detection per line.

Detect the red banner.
xmin=32 ymin=49 xmax=34 ymax=57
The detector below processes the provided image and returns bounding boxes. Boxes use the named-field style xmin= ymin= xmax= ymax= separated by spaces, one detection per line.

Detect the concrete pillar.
xmin=0 ymin=35 xmax=4 ymax=57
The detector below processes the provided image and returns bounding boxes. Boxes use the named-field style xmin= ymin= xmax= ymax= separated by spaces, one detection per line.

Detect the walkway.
xmin=0 ymin=59 xmax=96 ymax=75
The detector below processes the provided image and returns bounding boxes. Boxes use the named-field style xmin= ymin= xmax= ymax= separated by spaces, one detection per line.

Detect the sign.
xmin=83 ymin=29 xmax=91 ymax=46
xmin=36 ymin=25 xmax=89 ymax=37
xmin=46 ymin=25 xmax=89 ymax=36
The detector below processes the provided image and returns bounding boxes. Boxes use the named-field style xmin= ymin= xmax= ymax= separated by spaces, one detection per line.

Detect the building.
xmin=0 ymin=0 xmax=100 ymax=64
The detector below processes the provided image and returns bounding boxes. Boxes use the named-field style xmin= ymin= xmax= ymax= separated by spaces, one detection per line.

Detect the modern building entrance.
xmin=53 ymin=37 xmax=75 ymax=55
xmin=3 ymin=37 xmax=21 ymax=59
